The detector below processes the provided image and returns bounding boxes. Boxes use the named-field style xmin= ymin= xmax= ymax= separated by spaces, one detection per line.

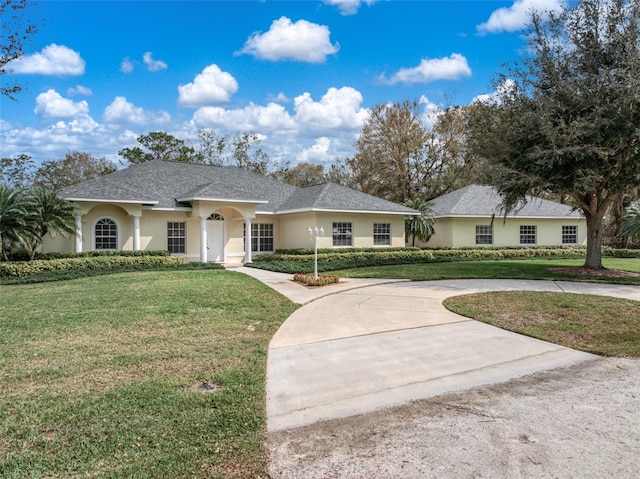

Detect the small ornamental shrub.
xmin=293 ymin=273 xmax=340 ymax=287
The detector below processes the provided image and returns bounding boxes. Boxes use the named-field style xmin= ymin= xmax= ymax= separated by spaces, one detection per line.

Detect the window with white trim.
xmin=520 ymin=225 xmax=537 ymax=245
xmin=167 ymin=222 xmax=186 ymax=253
xmin=251 ymin=223 xmax=274 ymax=252
xmin=475 ymin=225 xmax=493 ymax=245
xmin=94 ymin=218 xmax=118 ymax=250
xmin=332 ymin=222 xmax=352 ymax=247
xmin=562 ymin=225 xmax=577 ymax=244
xmin=373 ymin=223 xmax=391 ymax=245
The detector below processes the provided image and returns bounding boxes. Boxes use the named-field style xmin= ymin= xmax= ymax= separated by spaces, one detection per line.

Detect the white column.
xmin=200 ymin=217 xmax=208 ymax=263
xmin=132 ymin=215 xmax=140 ymax=251
xmin=245 ymin=217 xmax=252 ymax=264
xmin=74 ymin=213 xmax=83 ymax=253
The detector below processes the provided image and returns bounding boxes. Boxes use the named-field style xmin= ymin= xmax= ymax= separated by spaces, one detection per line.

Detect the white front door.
xmin=206 ymin=216 xmax=225 ymax=262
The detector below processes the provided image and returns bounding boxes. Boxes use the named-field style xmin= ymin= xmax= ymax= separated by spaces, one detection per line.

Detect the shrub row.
xmin=7 ymin=249 xmax=171 ymax=262
xmin=269 ymin=246 xmax=420 ymax=256
xmin=249 ymin=246 xmax=596 ymax=274
xmin=604 ymin=247 xmax=640 ymax=258
xmin=0 ymin=254 xmax=185 ymax=278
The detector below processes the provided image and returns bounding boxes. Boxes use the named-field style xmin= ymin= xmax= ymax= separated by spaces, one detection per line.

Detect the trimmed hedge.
xmin=248 ymin=246 xmax=629 ymax=274
xmin=0 ymin=254 xmax=185 ymax=278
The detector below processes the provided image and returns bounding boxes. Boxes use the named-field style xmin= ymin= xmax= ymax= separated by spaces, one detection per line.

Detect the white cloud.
xmin=418 ymin=96 xmax=442 ymax=129
xmin=178 ymin=64 xmax=239 ymax=107
xmin=143 ymin=52 xmax=168 ymax=72
xmin=323 ymin=0 xmax=375 ymax=16
xmin=67 ymin=85 xmax=93 ymax=96
xmin=34 ymin=89 xmax=89 ymax=119
xmin=238 ymin=16 xmax=339 ymax=63
xmin=9 ymin=44 xmax=85 ymax=75
xmin=477 ymin=0 xmax=565 ymax=34
xmin=103 ymin=96 xmax=171 ymax=125
xmin=120 ymin=57 xmax=135 ymax=73
xmin=379 ymin=54 xmax=472 ymax=85
xmin=472 ymin=79 xmax=518 ymax=105
xmin=192 ymin=102 xmax=296 ymax=132
xmin=296 ymin=137 xmax=334 ymax=163
xmin=192 ymin=86 xmax=368 ymax=139
xmin=293 ymin=86 xmax=369 ymax=131
xmin=268 ymin=92 xmax=291 ymax=103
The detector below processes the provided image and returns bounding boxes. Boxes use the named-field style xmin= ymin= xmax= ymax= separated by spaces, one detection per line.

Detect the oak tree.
xmin=467 ymin=0 xmax=640 ymax=269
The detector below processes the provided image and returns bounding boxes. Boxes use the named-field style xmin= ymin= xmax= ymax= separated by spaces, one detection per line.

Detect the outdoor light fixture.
xmin=308 ymin=226 xmax=324 ymax=280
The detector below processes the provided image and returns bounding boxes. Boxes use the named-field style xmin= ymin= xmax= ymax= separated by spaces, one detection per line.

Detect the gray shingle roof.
xmin=430 ymin=184 xmax=583 ymax=218
xmin=58 ymin=160 xmax=417 ymax=215
xmin=279 ymin=182 xmax=417 ymax=214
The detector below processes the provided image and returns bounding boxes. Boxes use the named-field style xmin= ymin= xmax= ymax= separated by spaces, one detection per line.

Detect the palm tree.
xmin=620 ymin=201 xmax=640 ymax=239
xmin=404 ymin=197 xmax=435 ymax=247
xmin=0 ymin=185 xmax=32 ymax=260
xmin=19 ymin=187 xmax=76 ymax=260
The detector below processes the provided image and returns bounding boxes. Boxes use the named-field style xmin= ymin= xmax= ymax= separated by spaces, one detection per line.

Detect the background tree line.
xmin=3 ymin=0 xmax=639 ymax=267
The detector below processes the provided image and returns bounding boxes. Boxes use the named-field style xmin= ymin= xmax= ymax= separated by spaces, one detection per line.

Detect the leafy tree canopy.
xmin=1 ymin=0 xmax=41 ymax=99
xmin=466 ymin=0 xmax=640 ymax=269
xmin=119 ymin=131 xmax=202 ymax=165
xmin=338 ymin=100 xmax=479 ymax=204
xmin=34 ymin=151 xmax=117 ymax=190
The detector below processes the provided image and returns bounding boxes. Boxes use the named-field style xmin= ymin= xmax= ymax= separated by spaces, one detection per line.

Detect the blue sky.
xmin=1 ymin=0 xmax=565 ymax=167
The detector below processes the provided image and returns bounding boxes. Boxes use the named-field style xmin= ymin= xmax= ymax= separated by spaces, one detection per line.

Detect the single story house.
xmin=424 ymin=184 xmax=587 ymax=248
xmin=42 ymin=159 xmax=418 ymax=264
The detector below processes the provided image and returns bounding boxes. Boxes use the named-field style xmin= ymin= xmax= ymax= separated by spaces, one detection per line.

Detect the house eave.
xmin=276 ymin=207 xmax=419 ymax=216
xmin=177 ymin=196 xmax=269 ymax=204
xmin=434 ymin=214 xmax=584 ymax=219
xmin=65 ymin=197 xmax=159 ymax=205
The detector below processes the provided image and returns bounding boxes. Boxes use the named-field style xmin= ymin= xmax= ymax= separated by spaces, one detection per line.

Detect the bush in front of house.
xmin=249 ymin=246 xmax=602 ymax=274
xmin=0 ymin=254 xmax=188 ymax=282
xmin=252 ymin=249 xmax=437 ymax=273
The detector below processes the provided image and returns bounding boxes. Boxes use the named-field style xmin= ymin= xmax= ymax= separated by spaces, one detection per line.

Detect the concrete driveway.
xmin=236 ymin=268 xmax=640 ymax=432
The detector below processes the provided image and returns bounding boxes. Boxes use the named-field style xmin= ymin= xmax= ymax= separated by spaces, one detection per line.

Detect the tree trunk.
xmin=583 ymin=211 xmax=606 ymax=270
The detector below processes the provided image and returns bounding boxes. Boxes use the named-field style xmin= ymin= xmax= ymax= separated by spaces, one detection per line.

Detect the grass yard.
xmin=0 ymin=269 xmax=297 ymax=479
xmin=331 ymin=257 xmax=640 ymax=285
xmin=444 ymin=292 xmax=640 ymax=357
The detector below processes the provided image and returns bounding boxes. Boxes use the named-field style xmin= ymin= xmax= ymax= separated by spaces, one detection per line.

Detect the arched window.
xmin=95 ymin=218 xmax=118 ymax=250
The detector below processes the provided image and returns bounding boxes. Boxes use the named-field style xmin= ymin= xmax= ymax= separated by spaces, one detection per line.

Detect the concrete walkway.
xmin=235 ymin=267 xmax=640 ymax=432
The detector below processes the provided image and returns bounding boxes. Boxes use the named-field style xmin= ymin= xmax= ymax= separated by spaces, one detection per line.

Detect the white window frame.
xmin=562 ymin=225 xmax=578 ymax=244
xmin=520 ymin=225 xmax=537 ymax=245
xmin=332 ymin=222 xmax=353 ymax=247
xmin=246 ymin=223 xmax=274 ymax=253
xmin=475 ymin=225 xmax=493 ymax=245
xmin=93 ymin=217 xmax=119 ymax=250
xmin=167 ymin=221 xmax=186 ymax=254
xmin=373 ymin=223 xmax=391 ymax=246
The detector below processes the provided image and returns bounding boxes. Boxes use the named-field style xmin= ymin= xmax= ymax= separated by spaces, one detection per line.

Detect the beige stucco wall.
xmin=41 ymin=202 xmax=409 ymax=262
xmin=425 ymin=216 xmax=587 ymax=248
xmin=278 ymin=212 xmax=406 ymax=249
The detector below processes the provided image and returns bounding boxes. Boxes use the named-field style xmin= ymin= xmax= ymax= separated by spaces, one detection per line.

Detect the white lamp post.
xmin=308 ymin=226 xmax=325 ymax=280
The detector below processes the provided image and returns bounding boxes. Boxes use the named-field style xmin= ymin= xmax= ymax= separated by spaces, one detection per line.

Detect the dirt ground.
xmin=268 ymin=357 xmax=640 ymax=479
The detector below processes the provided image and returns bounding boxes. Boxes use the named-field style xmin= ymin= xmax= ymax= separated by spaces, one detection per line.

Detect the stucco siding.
xmin=425 ymin=216 xmax=587 ymax=248
xmin=278 ymin=212 xmax=406 ymax=249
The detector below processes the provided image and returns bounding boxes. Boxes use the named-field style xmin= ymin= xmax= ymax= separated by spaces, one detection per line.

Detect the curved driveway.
xmin=237 ymin=268 xmax=640 ymax=432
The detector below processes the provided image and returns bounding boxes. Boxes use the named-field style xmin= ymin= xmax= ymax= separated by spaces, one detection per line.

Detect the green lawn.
xmin=331 ymin=257 xmax=640 ymax=285
xmin=0 ymin=270 xmax=297 ymax=479
xmin=445 ymin=292 xmax=640 ymax=357
xmin=2 ymin=257 xmax=639 ymax=478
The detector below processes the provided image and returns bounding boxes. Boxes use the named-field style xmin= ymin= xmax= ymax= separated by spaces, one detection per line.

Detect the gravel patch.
xmin=269 ymin=357 xmax=640 ymax=478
